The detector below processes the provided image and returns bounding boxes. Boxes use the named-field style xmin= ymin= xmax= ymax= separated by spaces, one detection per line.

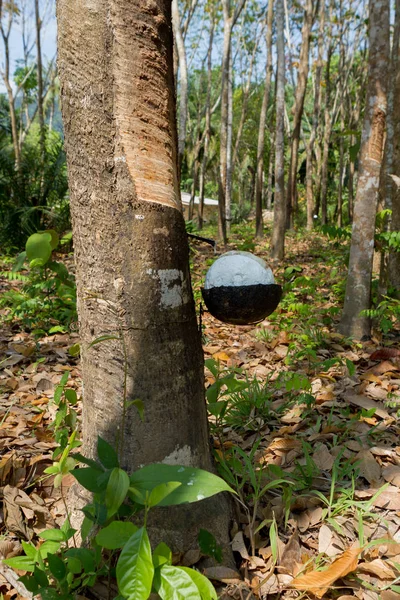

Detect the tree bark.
xmin=285 ymin=0 xmax=314 ymax=229
xmin=198 ymin=13 xmax=215 ymax=230
xmin=218 ymin=0 xmax=246 ymax=243
xmin=35 ymin=0 xmax=46 ymax=162
xmin=389 ymin=0 xmax=400 ymax=291
xmin=271 ymin=0 xmax=286 ymax=260
xmin=339 ymin=0 xmax=390 ymax=339
xmin=232 ymin=27 xmax=263 ymax=170
xmin=226 ymin=50 xmax=233 ymax=235
xmin=379 ymin=0 xmax=400 ymax=293
xmin=0 ymin=3 xmax=21 ymax=169
xmin=305 ymin=0 xmax=324 ymax=231
xmin=255 ymin=0 xmax=274 ymax=239
xmin=57 ymin=0 xmax=231 ymax=553
xmin=172 ymin=0 xmax=188 ymax=174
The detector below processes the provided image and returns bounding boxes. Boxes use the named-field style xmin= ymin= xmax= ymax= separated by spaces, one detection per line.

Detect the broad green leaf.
xmin=44 ymin=229 xmax=59 ymax=250
xmin=34 ymin=566 xmax=49 ymax=587
xmin=47 ymin=553 xmax=66 ymax=580
xmin=72 ymin=452 xmax=104 ymax=470
xmin=39 ymin=529 xmax=66 ymax=542
xmin=152 ymin=543 xmax=172 ymax=569
xmin=198 ymin=530 xmax=222 ymax=563
xmin=116 ymin=527 xmax=154 ymax=600
xmin=147 ymin=482 xmax=182 ymax=508
xmin=18 ymin=575 xmax=39 ymax=594
xmin=154 ymin=565 xmax=201 ymax=600
xmin=44 ymin=465 xmax=60 ymax=475
xmin=48 ymin=326 xmax=66 ymax=335
xmin=68 ymin=343 xmax=81 ymax=357
xmin=180 ymin=567 xmax=217 ymax=600
xmin=26 ymin=233 xmax=52 ymax=265
xmin=81 ymin=516 xmax=94 ymax=541
xmin=97 ymin=436 xmax=119 ymax=469
xmin=60 ymin=231 xmax=73 ymax=245
xmin=38 ymin=541 xmax=62 ymax=559
xmin=95 ymin=521 xmax=138 ymax=550
xmin=59 ymin=372 xmax=70 ymax=387
xmin=66 ymin=557 xmax=82 ymax=574
xmin=207 ymin=401 xmax=228 ymax=417
xmin=126 ymin=399 xmax=144 ymax=421
xmin=38 ymin=587 xmax=61 ymax=600
xmin=65 ymin=389 xmax=78 ymax=405
xmin=72 ymin=467 xmax=109 ymax=493
xmin=21 ymin=541 xmax=37 ymax=560
xmin=30 ymin=257 xmax=48 ymax=268
xmin=129 ymin=464 xmax=235 ymax=506
xmin=105 ymin=468 xmax=130 ymax=517
xmin=3 ymin=556 xmax=35 ymax=571
xmin=204 ymin=359 xmax=218 ymax=377
xmin=65 ymin=548 xmax=96 ymax=573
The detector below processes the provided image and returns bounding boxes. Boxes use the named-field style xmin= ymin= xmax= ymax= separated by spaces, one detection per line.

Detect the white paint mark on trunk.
xmin=162 ymin=444 xmax=196 ymax=465
xmin=145 ymin=268 xmax=189 ymax=309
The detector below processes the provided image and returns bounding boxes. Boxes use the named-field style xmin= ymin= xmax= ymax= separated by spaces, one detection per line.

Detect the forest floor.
xmin=1 ymin=222 xmax=400 ymax=600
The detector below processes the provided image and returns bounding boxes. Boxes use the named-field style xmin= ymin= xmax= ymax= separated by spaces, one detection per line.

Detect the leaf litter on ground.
xmin=1 ymin=228 xmax=400 ymax=599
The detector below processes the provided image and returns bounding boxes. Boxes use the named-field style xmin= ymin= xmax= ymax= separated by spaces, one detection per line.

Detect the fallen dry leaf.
xmin=357 ymin=559 xmax=396 ymax=580
xmin=355 ymin=449 xmax=382 ymax=485
xmin=231 ymin=531 xmax=249 ymax=560
xmin=370 ymin=348 xmax=400 ymax=361
xmin=382 ymin=465 xmax=400 ymax=486
xmin=280 ymin=530 xmax=302 ymax=575
xmin=346 ymin=393 xmax=390 ymax=419
xmin=381 ymin=591 xmax=400 ymax=600
xmin=212 ymin=351 xmax=230 ymax=362
xmin=202 ymin=566 xmax=241 ymax=583
xmin=313 ymin=443 xmax=335 ymax=471
xmin=292 ymin=546 xmax=361 ymax=598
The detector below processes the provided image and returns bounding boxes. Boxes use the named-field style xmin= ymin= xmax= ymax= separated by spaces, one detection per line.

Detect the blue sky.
xmin=0 ymin=2 xmax=57 ymax=93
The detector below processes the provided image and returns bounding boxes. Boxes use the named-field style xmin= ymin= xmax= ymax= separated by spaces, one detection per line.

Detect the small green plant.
xmin=361 ymin=295 xmax=400 ymax=334
xmin=254 ymin=326 xmax=275 ymax=344
xmin=4 ymin=435 xmax=233 ymax=600
xmin=205 ymin=359 xmax=281 ymax=432
xmin=0 ymin=229 xmax=76 ymax=333
xmin=51 ymin=372 xmax=80 ymax=460
xmin=214 ymin=440 xmax=293 ymax=555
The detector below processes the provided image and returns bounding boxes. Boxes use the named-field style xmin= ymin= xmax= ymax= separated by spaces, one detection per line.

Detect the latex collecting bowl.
xmin=201 ymin=251 xmax=282 ymax=325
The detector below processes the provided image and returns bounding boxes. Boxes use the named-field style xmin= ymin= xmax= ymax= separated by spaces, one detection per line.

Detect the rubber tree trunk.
xmin=57 ymin=0 xmax=231 ymax=554
xmin=232 ymin=28 xmax=263 ymax=170
xmin=0 ymin=15 xmax=21 ymax=169
xmin=285 ymin=0 xmax=313 ymax=229
xmin=35 ymin=0 xmax=46 ymax=163
xmin=389 ymin=0 xmax=400 ymax=291
xmin=339 ymin=0 xmax=390 ymax=339
xmin=271 ymin=0 xmax=286 ymax=260
xmin=226 ymin=50 xmax=233 ymax=235
xmin=219 ymin=0 xmax=246 ymax=243
xmin=197 ymin=16 xmax=215 ymax=230
xmin=172 ymin=0 xmax=188 ymax=174
xmin=379 ymin=0 xmax=400 ymax=294
xmin=255 ymin=0 xmax=274 ymax=239
xmin=305 ymin=0 xmax=324 ymax=231
xmin=218 ymin=8 xmax=232 ymax=244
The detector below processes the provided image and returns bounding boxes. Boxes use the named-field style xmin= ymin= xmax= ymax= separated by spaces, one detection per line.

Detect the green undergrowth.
xmin=0 ymin=229 xmax=76 ymax=335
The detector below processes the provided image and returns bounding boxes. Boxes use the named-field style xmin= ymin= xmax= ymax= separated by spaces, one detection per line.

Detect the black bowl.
xmin=201 ymin=283 xmax=282 ymax=325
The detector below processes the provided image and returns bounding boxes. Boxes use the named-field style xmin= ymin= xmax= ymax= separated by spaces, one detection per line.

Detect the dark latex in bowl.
xmin=201 ymin=283 xmax=282 ymax=325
